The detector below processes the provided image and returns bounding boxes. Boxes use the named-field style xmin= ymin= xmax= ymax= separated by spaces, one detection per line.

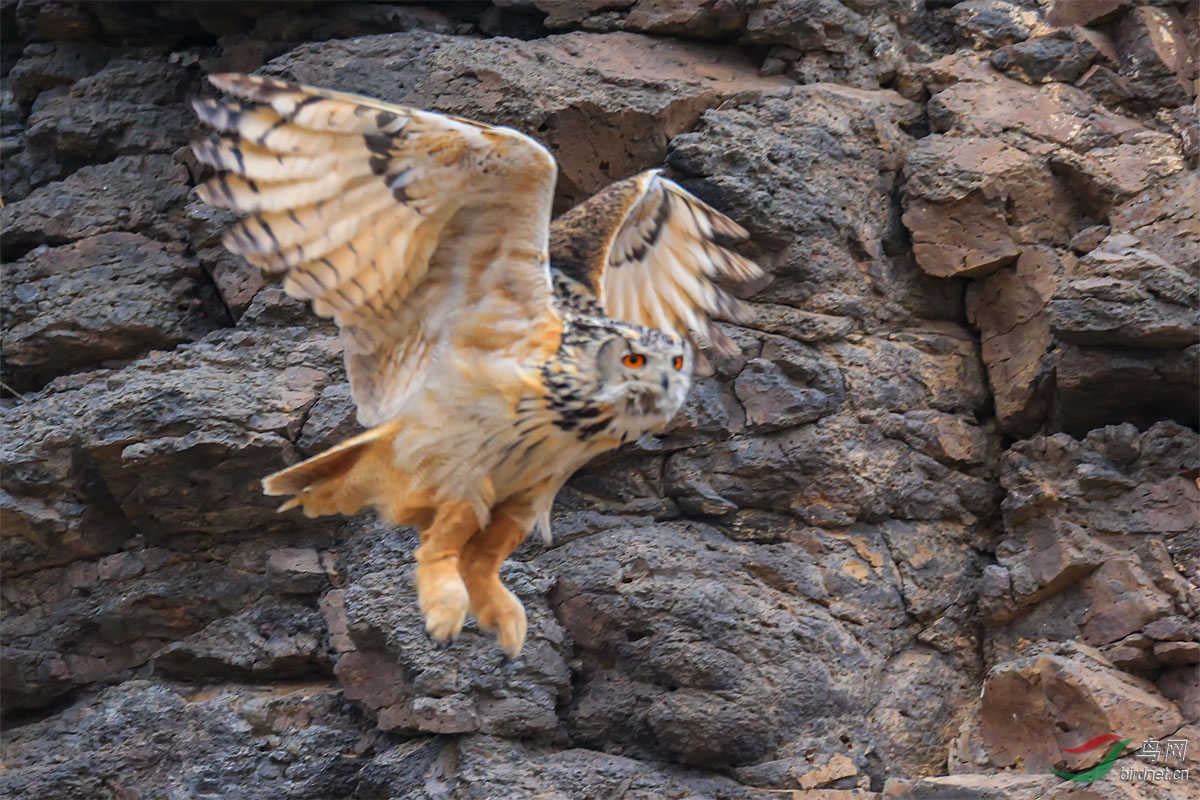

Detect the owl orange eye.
xmin=622 ymin=353 xmax=646 ymax=369
xmin=672 ymin=356 xmax=684 ymax=371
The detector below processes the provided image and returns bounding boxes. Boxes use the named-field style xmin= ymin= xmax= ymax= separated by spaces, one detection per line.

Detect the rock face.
xmin=0 ymin=2 xmax=1194 ymax=799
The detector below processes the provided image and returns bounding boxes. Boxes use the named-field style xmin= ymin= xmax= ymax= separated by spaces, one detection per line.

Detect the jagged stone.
xmin=980 ymin=647 xmax=1183 ymax=773
xmin=1114 ymin=5 xmax=1196 ymax=108
xmin=264 ymin=28 xmax=788 ymax=212
xmin=1 ymin=233 xmax=223 ymax=391
xmin=0 ymin=154 xmax=192 ymax=257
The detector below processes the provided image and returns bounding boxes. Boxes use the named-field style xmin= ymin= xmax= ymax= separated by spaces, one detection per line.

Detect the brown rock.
xmin=991 ymin=518 xmax=1109 ymax=621
xmin=624 ymin=0 xmax=749 ymax=39
xmin=491 ymin=0 xmax=631 ymax=30
xmin=1046 ymin=1 xmax=1129 ymax=28
xmin=317 ymin=589 xmax=355 ymax=654
xmin=872 ymin=410 xmax=995 ymax=469
xmin=0 ymin=681 xmax=376 ymax=797
xmin=885 ymin=773 xmax=1057 ymax=799
xmin=668 ymin=84 xmax=936 ymax=325
xmin=745 ymin=0 xmax=868 ymax=51
xmin=1159 ymin=668 xmax=1200 ymax=723
xmin=930 ymin=68 xmax=1148 ymax=151
xmin=740 ymin=0 xmax=934 ymax=89
xmin=183 ymin=198 xmax=265 ymax=320
xmin=152 ymin=600 xmax=331 ymax=680
xmin=1161 ymin=103 xmax=1198 ymax=166
xmin=733 ymin=335 xmax=844 ymax=432
xmin=336 ymin=542 xmax=571 ymax=739
xmin=449 ymin=735 xmax=777 ymax=799
xmin=965 ymin=247 xmax=1066 ymax=437
xmin=986 ymin=421 xmax=1199 ymax=661
xmin=1114 ymin=6 xmax=1196 ymax=107
xmin=1051 ymin=343 xmax=1199 ymax=436
xmin=733 ymin=751 xmax=860 ymax=791
xmin=1103 ymin=635 xmax=1158 ymax=673
xmin=24 ymin=0 xmax=99 ymax=42
xmin=1108 ymin=170 xmax=1199 ymax=279
xmin=1074 ymin=63 xmax=1135 ymax=106
xmin=981 ymin=648 xmax=1184 ymax=772
xmin=0 ymin=327 xmax=344 ymax=577
xmin=1069 ymin=224 xmax=1111 ymax=254
xmin=667 ymin=409 xmax=995 ymax=527
xmin=1048 ymin=251 xmax=1199 ymax=349
xmin=1050 ymin=132 xmax=1185 ymax=216
xmin=1153 ymin=641 xmax=1199 ymax=667
xmin=6 ymin=41 xmax=109 ymax=105
xmin=1 ymin=549 xmax=274 ymax=712
xmin=266 ymin=548 xmax=328 ymax=594
xmin=903 ymin=137 xmax=1070 ymax=278
xmin=295 ymin=383 xmax=360 ymax=455
xmin=1079 ymin=559 xmax=1175 ymax=646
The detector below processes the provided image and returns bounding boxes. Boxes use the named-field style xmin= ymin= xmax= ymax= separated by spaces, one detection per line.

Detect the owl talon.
xmin=419 ymin=576 xmax=470 ymax=647
xmin=472 ymin=584 xmax=528 ymax=660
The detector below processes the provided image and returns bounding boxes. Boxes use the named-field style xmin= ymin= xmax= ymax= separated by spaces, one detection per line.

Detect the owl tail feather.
xmin=263 ymin=419 xmax=414 ymax=521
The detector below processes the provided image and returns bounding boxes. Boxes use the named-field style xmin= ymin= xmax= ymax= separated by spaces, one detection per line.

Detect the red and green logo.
xmin=1052 ymin=734 xmax=1132 ymax=783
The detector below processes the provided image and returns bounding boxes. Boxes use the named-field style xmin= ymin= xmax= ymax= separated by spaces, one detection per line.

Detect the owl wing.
xmin=191 ymin=73 xmax=559 ymax=427
xmin=549 ymin=169 xmax=761 ymax=367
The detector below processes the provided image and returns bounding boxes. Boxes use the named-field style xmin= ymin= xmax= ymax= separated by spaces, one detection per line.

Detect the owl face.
xmin=593 ymin=323 xmax=691 ymax=427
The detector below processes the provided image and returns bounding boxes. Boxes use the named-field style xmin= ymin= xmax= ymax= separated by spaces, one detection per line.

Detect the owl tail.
xmin=263 ymin=419 xmax=411 ymax=520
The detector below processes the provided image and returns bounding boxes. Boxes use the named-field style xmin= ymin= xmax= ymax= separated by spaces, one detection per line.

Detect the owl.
xmin=192 ymin=74 xmax=761 ymax=658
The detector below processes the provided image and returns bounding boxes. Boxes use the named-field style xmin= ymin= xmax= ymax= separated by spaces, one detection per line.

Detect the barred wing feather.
xmin=549 ymin=169 xmax=761 ymax=369
xmin=192 ymin=73 xmax=560 ymax=426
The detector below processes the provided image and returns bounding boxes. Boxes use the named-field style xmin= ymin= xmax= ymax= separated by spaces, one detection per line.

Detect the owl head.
xmin=589 ymin=320 xmax=691 ymax=428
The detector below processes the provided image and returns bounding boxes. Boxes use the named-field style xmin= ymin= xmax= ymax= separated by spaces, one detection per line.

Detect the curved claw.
xmin=474 ymin=583 xmax=528 ymax=660
xmin=420 ymin=576 xmax=469 ymax=647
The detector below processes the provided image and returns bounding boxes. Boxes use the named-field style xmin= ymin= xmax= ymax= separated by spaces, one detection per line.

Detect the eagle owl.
xmin=192 ymin=74 xmax=761 ymax=658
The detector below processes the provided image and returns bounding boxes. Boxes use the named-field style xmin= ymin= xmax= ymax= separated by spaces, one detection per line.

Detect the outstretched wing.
xmin=549 ymin=169 xmax=761 ymax=366
xmin=192 ymin=74 xmax=560 ymax=426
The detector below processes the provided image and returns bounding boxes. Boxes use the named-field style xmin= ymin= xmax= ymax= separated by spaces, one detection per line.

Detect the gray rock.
xmin=0 ymin=154 xmax=192 ymax=256
xmin=153 ymin=600 xmax=334 ymax=681
xmin=990 ymin=29 xmax=1106 ymax=85
xmin=1 ymin=233 xmax=223 ymax=390
xmin=1 ymin=327 xmax=343 ymax=576
xmin=22 ymin=59 xmax=195 ymax=184
xmin=0 ymin=681 xmax=374 ymax=799
xmin=948 ymin=0 xmax=1037 ymax=49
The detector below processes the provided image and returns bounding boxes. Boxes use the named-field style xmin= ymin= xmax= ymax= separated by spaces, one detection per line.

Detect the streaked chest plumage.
xmin=487 ymin=272 xmax=688 ymax=501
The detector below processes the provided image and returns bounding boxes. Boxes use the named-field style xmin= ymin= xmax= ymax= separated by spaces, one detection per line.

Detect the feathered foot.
xmin=459 ymin=501 xmax=533 ymax=659
xmin=415 ymin=502 xmax=478 ymax=647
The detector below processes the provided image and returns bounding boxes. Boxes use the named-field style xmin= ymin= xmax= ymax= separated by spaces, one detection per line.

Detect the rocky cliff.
xmin=1 ymin=1 xmax=1196 ymax=798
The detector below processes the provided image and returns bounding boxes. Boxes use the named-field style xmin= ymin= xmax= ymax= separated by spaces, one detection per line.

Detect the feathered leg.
xmin=458 ymin=498 xmax=535 ymax=659
xmin=415 ymin=501 xmax=478 ymax=646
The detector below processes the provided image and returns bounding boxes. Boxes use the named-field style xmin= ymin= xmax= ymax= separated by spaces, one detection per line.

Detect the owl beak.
xmin=629 ymin=389 xmax=660 ymax=416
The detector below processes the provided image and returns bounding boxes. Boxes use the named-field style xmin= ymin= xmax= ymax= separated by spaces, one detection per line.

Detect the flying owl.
xmin=191 ymin=74 xmax=761 ymax=658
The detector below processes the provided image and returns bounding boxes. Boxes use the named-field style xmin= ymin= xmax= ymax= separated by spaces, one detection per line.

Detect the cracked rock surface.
xmin=1 ymin=2 xmax=1195 ymax=798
